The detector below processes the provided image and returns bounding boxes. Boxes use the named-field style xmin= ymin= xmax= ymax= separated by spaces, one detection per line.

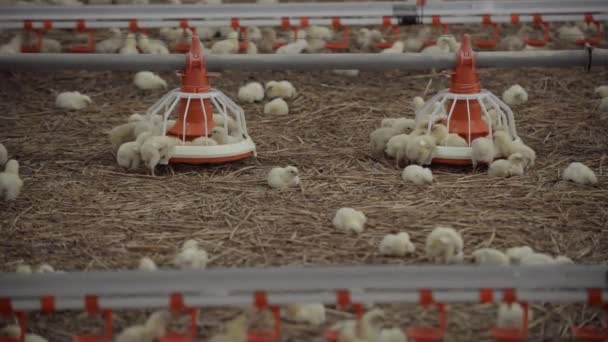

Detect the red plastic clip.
xmin=576 ymin=14 xmax=602 ymax=47
xmin=73 ymin=296 xmax=113 ymax=342
xmin=525 ymin=15 xmax=550 ymax=47
xmin=128 ymin=19 xmax=139 ymax=33
xmin=0 ymin=298 xmax=13 ymax=317
xmin=510 ymin=15 xmax=521 ymax=25
xmin=406 ymin=290 xmax=447 ymax=342
xmin=40 ymin=296 xmax=56 ymax=314
xmin=480 ymin=289 xmax=494 ymax=304
xmin=325 ymin=18 xmax=350 ymax=51
xmin=300 ymin=17 xmax=310 ymax=28
xmin=503 ymin=289 xmax=517 ymax=304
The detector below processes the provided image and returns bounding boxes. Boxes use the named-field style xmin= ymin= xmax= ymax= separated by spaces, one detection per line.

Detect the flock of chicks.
xmin=368 ymin=84 xmax=600 ymax=187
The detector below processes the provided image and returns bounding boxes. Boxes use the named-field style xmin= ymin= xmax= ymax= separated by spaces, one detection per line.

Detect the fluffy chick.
xmin=406 ymin=135 xmax=436 ymax=165
xmin=562 ymin=162 xmax=598 ymax=185
xmin=55 ymin=91 xmax=92 ymax=110
xmin=333 ymin=207 xmax=367 ymax=234
xmin=0 ymin=160 xmax=24 ymax=201
xmin=119 ymin=33 xmax=139 ymax=55
xmin=502 ymin=84 xmax=528 ymax=106
xmin=115 ymin=311 xmax=170 ymax=342
xmin=471 ymin=137 xmax=495 ymax=169
xmin=0 ymin=143 xmax=7 ymax=166
xmin=333 ymin=308 xmax=384 ymax=342
xmin=520 ymin=252 xmax=555 ymax=265
xmin=134 ymin=71 xmax=167 ymax=90
xmin=211 ymin=127 xmax=241 ymax=145
xmin=370 ymin=127 xmax=399 ymax=155
xmin=35 ymin=263 xmax=55 ymax=273
xmin=378 ymin=328 xmax=407 ymax=342
xmin=385 ymin=134 xmax=411 ymax=166
xmin=116 ymin=141 xmax=142 ymax=170
xmin=173 ymin=239 xmax=208 ymax=270
xmin=283 ymin=303 xmax=326 ymax=325
xmin=401 ymin=165 xmax=433 ymax=185
xmin=263 ymin=98 xmax=289 ymax=115
xmin=510 ymin=139 xmax=536 ymax=168
xmin=505 ymin=246 xmax=533 ymax=265
xmin=265 ymin=80 xmax=296 ymax=99
xmin=138 ymin=257 xmax=158 ymax=271
xmin=109 ymin=122 xmax=137 ymax=152
xmin=425 ymin=226 xmax=464 ymax=264
xmin=488 ymin=153 xmax=525 ymax=178
xmin=472 ymin=248 xmax=510 ymax=266
xmin=267 ymin=166 xmax=300 ymax=190
xmin=492 ymin=130 xmax=513 ymax=158
xmin=238 ymin=82 xmax=265 ymax=103
xmin=208 ymin=315 xmax=247 ymax=342
xmin=497 ymin=303 xmax=531 ymax=329
xmin=595 ymin=85 xmax=608 ymax=98
xmin=140 ymin=136 xmax=178 ymax=176
xmin=379 ymin=232 xmax=415 ymax=256
xmin=0 ymin=325 xmax=48 ymax=342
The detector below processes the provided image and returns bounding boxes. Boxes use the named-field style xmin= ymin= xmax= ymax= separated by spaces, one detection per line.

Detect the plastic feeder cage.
xmin=406 ymin=302 xmax=447 ymax=342
xmin=325 ymin=290 xmax=365 ymax=342
xmin=525 ymin=15 xmax=550 ymax=47
xmin=475 ymin=15 xmax=501 ymax=49
xmin=70 ymin=20 xmax=96 ymax=53
xmin=423 ymin=16 xmax=449 ymax=47
xmin=142 ymin=33 xmax=255 ymax=164
xmin=325 ymin=18 xmax=350 ymax=52
xmin=576 ymin=15 xmax=602 ymax=47
xmin=415 ymin=34 xmax=521 ymax=166
xmin=376 ymin=16 xmax=400 ymax=49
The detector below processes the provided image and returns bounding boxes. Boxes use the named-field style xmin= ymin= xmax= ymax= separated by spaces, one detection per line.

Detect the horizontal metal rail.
xmin=0 ymin=49 xmax=605 ymax=72
xmin=0 ymin=265 xmax=606 ymax=311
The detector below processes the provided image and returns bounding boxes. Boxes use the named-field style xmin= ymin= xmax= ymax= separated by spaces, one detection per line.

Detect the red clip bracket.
xmin=406 ymin=290 xmax=447 ymax=342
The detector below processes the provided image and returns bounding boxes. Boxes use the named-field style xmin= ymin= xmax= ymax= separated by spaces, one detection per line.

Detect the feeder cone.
xmin=446 ymin=34 xmax=489 ymax=142
xmin=167 ymin=33 xmax=215 ymax=141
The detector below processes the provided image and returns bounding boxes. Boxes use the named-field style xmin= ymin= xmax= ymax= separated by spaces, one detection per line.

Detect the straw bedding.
xmin=0 ymin=63 xmax=607 ymax=341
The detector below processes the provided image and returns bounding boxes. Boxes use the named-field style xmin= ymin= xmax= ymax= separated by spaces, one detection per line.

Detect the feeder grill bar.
xmin=0 ymin=266 xmax=606 ymax=300
xmin=0 ymin=0 xmax=606 ymax=21
xmin=0 ymin=49 xmax=606 ymax=72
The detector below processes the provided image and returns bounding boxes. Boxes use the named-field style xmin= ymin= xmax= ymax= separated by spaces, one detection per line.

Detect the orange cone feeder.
xmin=141 ymin=33 xmax=256 ymax=165
xmin=414 ymin=34 xmax=522 ymax=166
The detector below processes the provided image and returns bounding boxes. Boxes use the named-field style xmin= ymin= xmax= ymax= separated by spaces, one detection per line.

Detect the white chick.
xmin=208 ymin=315 xmax=247 ymax=342
xmin=402 ymin=26 xmax=431 ymax=53
xmin=380 ymin=41 xmax=404 ymax=54
xmin=421 ymin=37 xmax=451 ymax=55
xmin=595 ymin=85 xmax=608 ymax=98
xmin=109 ymin=122 xmax=137 ymax=152
xmin=134 ymin=71 xmax=167 ymax=90
xmin=137 ymin=34 xmax=169 ymax=55
xmin=379 ymin=328 xmax=407 ymax=342
xmin=96 ymin=28 xmax=123 ymax=53
xmin=497 ymin=303 xmax=530 ymax=329
xmin=0 ymin=34 xmax=22 ymax=55
xmin=472 ymin=248 xmax=510 ymax=266
xmin=334 ymin=308 xmax=384 ymax=342
xmin=211 ymin=127 xmax=240 ymax=145
xmin=598 ymin=97 xmax=608 ymax=112
xmin=402 ymin=165 xmax=433 ymax=186
xmin=406 ymin=135 xmax=436 ymax=165
xmin=370 ymin=127 xmax=399 ymax=155
xmin=140 ymin=136 xmax=178 ymax=176
xmin=385 ymin=134 xmax=411 ymax=166
xmin=332 ymin=69 xmax=360 ymax=77
xmin=246 ymin=41 xmax=258 ymax=54
xmin=520 ymin=252 xmax=555 ymax=265
xmin=173 ymin=239 xmax=208 ymax=270
xmin=0 ymin=160 xmax=23 ymax=201
xmin=555 ymin=255 xmax=575 ymax=264
xmin=510 ymin=139 xmax=536 ymax=168
xmin=307 ymin=26 xmax=333 ymax=41
xmin=284 ymin=304 xmax=326 ymax=325
xmin=265 ymin=80 xmax=297 ymax=99
xmin=55 ymin=91 xmax=92 ymax=110
xmin=488 ymin=153 xmax=525 ymax=178
xmin=35 ymin=263 xmax=55 ymax=273
xmin=333 ymin=207 xmax=367 ymax=234
xmin=392 ymin=118 xmax=416 ymax=134
xmin=471 ymin=137 xmax=495 ymax=169
xmin=425 ymin=226 xmax=464 ymax=264
xmin=190 ymin=136 xmax=218 ymax=146
xmin=238 ymin=82 xmax=264 ymax=103
xmin=305 ymin=38 xmax=326 ymax=53
xmin=115 ymin=311 xmax=169 ymax=342
xmin=213 ymin=114 xmax=239 ymax=135
xmin=41 ymin=38 xmax=61 ymax=53
xmin=499 ymin=35 xmax=525 ymax=51
xmin=492 ymin=130 xmax=513 ymax=158
xmin=505 ymin=246 xmax=534 ymax=265
xmin=138 ymin=257 xmax=158 ymax=271
xmin=0 ymin=325 xmax=48 ymax=342
xmin=116 ymin=141 xmax=142 ymax=170
xmin=502 ymin=84 xmax=528 ymax=106
xmin=119 ymin=33 xmax=139 ymax=55
xmin=15 ymin=264 xmax=32 ymax=274
xmin=562 ymin=162 xmax=598 ymax=185
xmin=210 ymin=31 xmax=239 ymax=54
xmin=557 ymin=24 xmax=585 ymax=43
xmin=267 ymin=166 xmax=300 ymax=190
xmin=439 ymin=35 xmax=460 ymax=52
xmin=379 ymin=232 xmax=415 ymax=257
xmin=0 ymin=143 xmax=7 ymax=166
xmin=263 ymin=98 xmax=289 ymax=115
xmin=356 ymin=28 xmax=384 ymax=52
xmin=276 ymin=39 xmax=309 ymax=54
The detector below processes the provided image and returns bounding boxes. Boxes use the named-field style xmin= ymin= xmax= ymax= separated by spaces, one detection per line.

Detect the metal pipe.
xmin=0 ymin=49 xmax=606 ymax=72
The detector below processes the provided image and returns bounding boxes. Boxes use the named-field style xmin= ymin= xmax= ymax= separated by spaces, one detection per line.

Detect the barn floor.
xmin=1 ymin=63 xmax=607 ymax=341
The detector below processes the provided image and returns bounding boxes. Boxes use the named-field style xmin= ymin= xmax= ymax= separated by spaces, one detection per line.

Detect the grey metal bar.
xmin=0 ymin=266 xmax=605 ymax=299
xmin=0 ymin=49 xmax=606 ymax=72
